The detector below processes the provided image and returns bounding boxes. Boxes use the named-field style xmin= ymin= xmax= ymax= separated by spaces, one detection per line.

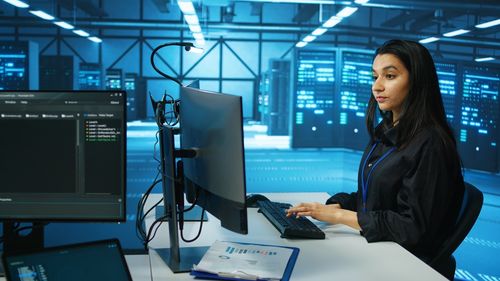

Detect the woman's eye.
xmin=372 ymin=76 xmax=378 ymax=80
xmin=386 ymin=74 xmax=395 ymax=79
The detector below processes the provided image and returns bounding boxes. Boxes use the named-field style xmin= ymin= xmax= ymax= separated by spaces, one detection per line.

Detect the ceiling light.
xmin=303 ymin=35 xmax=316 ymax=42
xmin=419 ymin=37 xmax=440 ymax=44
xmin=2 ymin=0 xmax=29 ymax=8
xmin=474 ymin=57 xmax=495 ymax=62
xmin=88 ymin=36 xmax=102 ymax=43
xmin=336 ymin=7 xmax=358 ymax=18
xmin=443 ymin=29 xmax=470 ymax=37
xmin=184 ymin=14 xmax=199 ymax=25
xmin=189 ymin=24 xmax=201 ymax=33
xmin=29 ymin=10 xmax=55 ymax=21
xmin=73 ymin=29 xmax=90 ymax=37
xmin=475 ymin=19 xmax=500 ymax=29
xmin=323 ymin=16 xmax=341 ymax=28
xmin=177 ymin=0 xmax=196 ymax=15
xmin=53 ymin=21 xmax=74 ymax=30
xmin=195 ymin=38 xmax=206 ymax=46
xmin=354 ymin=0 xmax=369 ymax=4
xmin=296 ymin=41 xmax=308 ymax=48
xmin=192 ymin=32 xmax=204 ymax=40
xmin=312 ymin=28 xmax=328 ymax=36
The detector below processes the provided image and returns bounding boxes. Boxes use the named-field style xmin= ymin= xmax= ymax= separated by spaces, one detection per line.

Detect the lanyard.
xmin=361 ymin=142 xmax=396 ymax=212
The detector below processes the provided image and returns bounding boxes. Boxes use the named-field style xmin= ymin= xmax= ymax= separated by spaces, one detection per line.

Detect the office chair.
xmin=430 ymin=182 xmax=483 ymax=280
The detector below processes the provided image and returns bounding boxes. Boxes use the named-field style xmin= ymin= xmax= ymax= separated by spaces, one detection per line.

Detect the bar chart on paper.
xmin=225 ymin=245 xmax=278 ymax=256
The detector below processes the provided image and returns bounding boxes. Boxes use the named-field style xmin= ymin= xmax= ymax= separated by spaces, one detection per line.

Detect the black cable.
xmin=136 ymin=176 xmax=161 ymax=244
xmin=145 ymin=215 xmax=168 ymax=244
xmin=140 ymin=197 xmax=164 ymax=226
xmin=136 ymin=124 xmax=164 ymax=244
xmin=182 ymin=203 xmax=197 ymax=213
xmin=148 ymin=217 xmax=166 ymax=243
xmin=137 ymin=126 xmax=182 ymax=247
xmin=180 ymin=208 xmax=206 ymax=243
xmin=178 ymin=190 xmax=204 ymax=243
xmin=143 ymin=191 xmax=203 ymax=246
xmin=181 ymin=189 xmax=200 ymax=213
xmin=152 ymin=129 xmax=162 ymax=167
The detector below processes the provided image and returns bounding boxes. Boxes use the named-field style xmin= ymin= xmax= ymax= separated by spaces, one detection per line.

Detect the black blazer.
xmin=327 ymin=124 xmax=464 ymax=262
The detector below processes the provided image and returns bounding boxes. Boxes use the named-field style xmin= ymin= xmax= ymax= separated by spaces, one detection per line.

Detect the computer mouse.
xmin=246 ymin=194 xmax=269 ymax=208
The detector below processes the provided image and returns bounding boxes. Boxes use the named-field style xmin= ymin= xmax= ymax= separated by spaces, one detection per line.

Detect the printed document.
xmin=193 ymin=240 xmax=294 ymax=280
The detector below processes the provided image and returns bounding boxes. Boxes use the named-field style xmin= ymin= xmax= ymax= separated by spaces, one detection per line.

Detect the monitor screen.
xmin=0 ymin=90 xmax=126 ymax=221
xmin=2 ymin=239 xmax=132 ymax=281
xmin=179 ymin=86 xmax=248 ymax=234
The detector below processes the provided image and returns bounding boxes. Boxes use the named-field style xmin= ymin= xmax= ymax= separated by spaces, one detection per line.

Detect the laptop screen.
xmin=2 ymin=239 xmax=132 ymax=281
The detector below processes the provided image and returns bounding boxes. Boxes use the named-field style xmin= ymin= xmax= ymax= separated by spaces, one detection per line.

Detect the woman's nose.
xmin=372 ymin=77 xmax=384 ymax=92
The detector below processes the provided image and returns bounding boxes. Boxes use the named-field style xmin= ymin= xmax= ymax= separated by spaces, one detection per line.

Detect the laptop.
xmin=2 ymin=239 xmax=132 ymax=281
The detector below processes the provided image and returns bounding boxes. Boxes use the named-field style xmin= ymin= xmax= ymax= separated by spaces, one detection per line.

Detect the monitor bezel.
xmin=0 ymin=90 xmax=127 ymax=223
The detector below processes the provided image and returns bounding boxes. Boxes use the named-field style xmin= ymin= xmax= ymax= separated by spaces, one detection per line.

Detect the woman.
xmin=287 ymin=39 xmax=465 ymax=262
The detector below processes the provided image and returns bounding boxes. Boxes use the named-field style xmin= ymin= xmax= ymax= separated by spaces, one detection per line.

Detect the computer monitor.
xmin=180 ymin=86 xmax=248 ymax=233
xmin=154 ymin=86 xmax=247 ymax=273
xmin=0 ymin=90 xmax=126 ymax=254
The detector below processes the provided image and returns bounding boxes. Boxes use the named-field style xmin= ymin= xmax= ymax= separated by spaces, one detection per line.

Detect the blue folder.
xmin=190 ymin=242 xmax=300 ymax=281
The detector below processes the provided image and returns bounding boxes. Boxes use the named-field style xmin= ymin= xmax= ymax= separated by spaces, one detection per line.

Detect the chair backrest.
xmin=430 ymin=182 xmax=483 ymax=266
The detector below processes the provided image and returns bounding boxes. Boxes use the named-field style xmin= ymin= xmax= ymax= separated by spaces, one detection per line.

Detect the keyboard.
xmin=257 ymin=200 xmax=325 ymax=239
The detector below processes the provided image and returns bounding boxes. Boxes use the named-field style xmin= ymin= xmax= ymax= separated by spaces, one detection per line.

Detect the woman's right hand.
xmin=286 ymin=202 xmax=342 ymax=223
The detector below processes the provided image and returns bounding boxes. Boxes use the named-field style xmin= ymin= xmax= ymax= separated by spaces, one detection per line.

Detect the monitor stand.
xmin=154 ymin=246 xmax=209 ymax=273
xmin=155 ymin=125 xmax=208 ymax=273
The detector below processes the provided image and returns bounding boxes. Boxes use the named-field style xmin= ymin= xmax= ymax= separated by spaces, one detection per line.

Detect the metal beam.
xmin=56 ymin=0 xmax=108 ymax=17
xmin=61 ymin=39 xmax=87 ymax=63
xmin=363 ymin=0 xmax=500 ymax=11
xmin=292 ymin=4 xmax=319 ymax=23
xmin=223 ymin=41 xmax=257 ymax=77
xmin=1 ymin=11 xmax=499 ymax=50
xmin=380 ymin=11 xmax=424 ymax=27
xmin=108 ymin=40 xmax=139 ymax=69
xmin=234 ymin=0 xmax=350 ymax=4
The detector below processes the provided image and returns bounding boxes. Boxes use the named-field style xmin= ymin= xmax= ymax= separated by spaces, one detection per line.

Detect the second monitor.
xmin=180 ymin=86 xmax=248 ymax=234
xmin=154 ymin=85 xmax=248 ymax=273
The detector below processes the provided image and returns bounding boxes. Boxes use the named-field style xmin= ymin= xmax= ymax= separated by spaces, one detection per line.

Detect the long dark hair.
xmin=366 ymin=40 xmax=456 ymax=150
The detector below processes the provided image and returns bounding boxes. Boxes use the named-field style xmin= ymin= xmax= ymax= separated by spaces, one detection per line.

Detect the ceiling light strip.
xmin=443 ymin=29 xmax=470 ymax=37
xmin=295 ymin=3 xmax=363 ymax=48
xmin=2 ymin=0 xmax=29 ymax=8
xmin=2 ymin=1 xmax=103 ymax=42
xmin=474 ymin=57 xmax=495 ymax=62
xmin=178 ymin=0 xmax=205 ymax=46
xmin=475 ymin=19 xmax=500 ymax=29
xmin=419 ymin=37 xmax=440 ymax=44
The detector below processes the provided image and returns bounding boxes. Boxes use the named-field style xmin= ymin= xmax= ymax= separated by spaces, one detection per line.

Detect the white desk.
xmin=0 ymin=193 xmax=447 ymax=281
xmin=136 ymin=192 xmax=448 ymax=281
